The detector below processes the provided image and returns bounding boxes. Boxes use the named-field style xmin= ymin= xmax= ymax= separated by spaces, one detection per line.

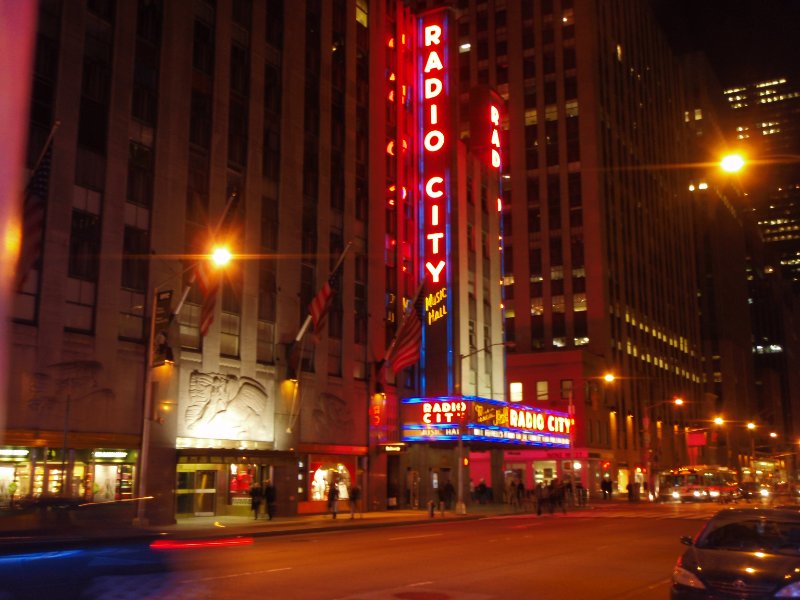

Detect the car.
xmin=739 ymin=481 xmax=772 ymax=501
xmin=0 ymin=497 xmax=253 ymax=599
xmin=671 ymin=507 xmax=800 ymax=599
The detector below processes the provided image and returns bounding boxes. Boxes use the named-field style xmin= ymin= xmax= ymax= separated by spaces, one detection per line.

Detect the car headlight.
xmin=775 ymin=580 xmax=800 ymax=597
xmin=709 ymin=490 xmax=720 ymax=497
xmin=693 ymin=490 xmax=701 ymax=497
xmin=672 ymin=491 xmax=680 ymax=499
xmin=672 ymin=566 xmax=706 ymax=589
xmin=761 ymin=488 xmax=770 ymax=497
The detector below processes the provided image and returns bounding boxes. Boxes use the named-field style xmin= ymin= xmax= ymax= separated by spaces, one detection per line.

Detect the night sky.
xmin=653 ymin=0 xmax=800 ymax=86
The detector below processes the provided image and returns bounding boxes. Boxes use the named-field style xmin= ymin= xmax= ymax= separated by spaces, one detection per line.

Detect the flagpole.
xmin=171 ymin=190 xmax=238 ymax=322
xmin=30 ymin=121 xmax=60 ymax=175
xmin=294 ymin=241 xmax=353 ymax=343
xmin=380 ymin=279 xmax=425 ymax=374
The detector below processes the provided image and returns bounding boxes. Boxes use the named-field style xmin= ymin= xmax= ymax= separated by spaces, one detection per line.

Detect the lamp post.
xmin=747 ymin=421 xmax=757 ymax=480
xmin=566 ymin=372 xmax=615 ymax=506
xmin=133 ymin=247 xmax=231 ymax=526
xmin=714 ymin=416 xmax=731 ymax=468
xmin=644 ymin=397 xmax=683 ymax=501
xmin=454 ymin=341 xmax=512 ymax=515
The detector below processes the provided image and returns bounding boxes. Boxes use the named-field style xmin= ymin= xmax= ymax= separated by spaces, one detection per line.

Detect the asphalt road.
xmin=70 ymin=502 xmax=726 ymax=600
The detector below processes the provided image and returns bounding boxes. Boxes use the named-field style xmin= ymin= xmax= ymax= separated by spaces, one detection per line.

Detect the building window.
xmin=69 ymin=210 xmax=101 ymax=282
xmin=536 ymin=380 xmax=548 ymax=401
xmin=193 ymin=20 xmax=214 ymax=75
xmin=510 ymin=381 xmax=523 ymax=402
xmin=127 ymin=142 xmax=154 ymax=207
xmin=121 ymin=226 xmax=149 ymax=292
xmin=561 ymin=379 xmax=573 ymax=401
xmin=220 ymin=311 xmax=240 ymax=358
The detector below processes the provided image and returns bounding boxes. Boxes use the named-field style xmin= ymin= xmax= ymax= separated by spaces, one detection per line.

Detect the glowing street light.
xmin=747 ymin=422 xmax=757 ymax=430
xmin=211 ymin=246 xmax=232 ymax=266
xmin=720 ymin=153 xmax=745 ymax=173
xmin=603 ymin=372 xmax=616 ymax=384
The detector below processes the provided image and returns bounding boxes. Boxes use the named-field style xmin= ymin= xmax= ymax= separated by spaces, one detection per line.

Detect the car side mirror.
xmin=680 ymin=536 xmax=694 ymax=546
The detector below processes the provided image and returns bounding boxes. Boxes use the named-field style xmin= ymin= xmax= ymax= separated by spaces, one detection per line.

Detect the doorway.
xmin=193 ymin=470 xmax=216 ymax=515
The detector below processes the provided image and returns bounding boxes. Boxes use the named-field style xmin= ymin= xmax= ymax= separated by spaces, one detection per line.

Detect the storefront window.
xmin=228 ymin=463 xmax=257 ymax=507
xmin=309 ymin=462 xmax=352 ymax=501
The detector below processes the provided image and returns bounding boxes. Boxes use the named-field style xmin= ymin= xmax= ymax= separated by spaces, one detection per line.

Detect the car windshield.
xmin=697 ymin=519 xmax=800 ymax=555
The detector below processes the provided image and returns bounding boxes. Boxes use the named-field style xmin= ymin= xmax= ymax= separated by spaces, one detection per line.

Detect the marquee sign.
xmin=401 ymin=396 xmax=572 ymax=448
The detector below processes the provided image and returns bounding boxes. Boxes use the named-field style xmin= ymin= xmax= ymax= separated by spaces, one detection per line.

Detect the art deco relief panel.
xmin=177 ymin=370 xmax=274 ymax=444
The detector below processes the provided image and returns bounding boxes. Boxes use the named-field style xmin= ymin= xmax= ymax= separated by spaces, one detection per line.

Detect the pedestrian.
xmin=576 ymin=482 xmax=586 ymax=507
xmin=535 ymin=482 xmax=545 ymax=515
xmin=442 ymin=480 xmax=454 ymax=510
xmin=509 ymin=479 xmax=519 ymax=509
xmin=555 ymin=479 xmax=567 ymax=513
xmin=328 ymin=482 xmax=339 ymax=519
xmin=249 ymin=482 xmax=263 ymax=520
xmin=476 ymin=479 xmax=488 ymax=505
xmin=626 ymin=482 xmax=634 ymax=502
xmin=516 ymin=479 xmax=526 ymax=511
xmin=546 ymin=479 xmax=556 ymax=514
xmin=263 ymin=479 xmax=276 ymax=520
xmin=349 ymin=482 xmax=361 ymax=519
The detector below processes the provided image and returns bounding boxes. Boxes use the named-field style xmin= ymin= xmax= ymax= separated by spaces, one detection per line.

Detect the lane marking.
xmin=388 ymin=533 xmax=444 ymax=541
xmin=181 ymin=567 xmax=292 ymax=584
xmin=408 ymin=581 xmax=434 ymax=587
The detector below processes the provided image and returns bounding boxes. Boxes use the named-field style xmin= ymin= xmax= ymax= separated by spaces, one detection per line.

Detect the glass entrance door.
xmin=194 ymin=470 xmax=216 ymax=516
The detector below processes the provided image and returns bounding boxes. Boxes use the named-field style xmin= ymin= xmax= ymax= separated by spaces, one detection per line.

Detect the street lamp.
xmin=566 ymin=372 xmax=615 ymax=505
xmin=644 ymin=397 xmax=683 ymax=500
xmin=720 ymin=152 xmax=800 ymax=173
xmin=454 ymin=341 xmax=513 ymax=515
xmin=134 ymin=249 xmax=230 ymax=526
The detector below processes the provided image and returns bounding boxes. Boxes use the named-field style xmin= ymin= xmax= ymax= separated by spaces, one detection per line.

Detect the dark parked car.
xmin=671 ymin=507 xmax=800 ymax=599
xmin=739 ymin=481 xmax=772 ymax=501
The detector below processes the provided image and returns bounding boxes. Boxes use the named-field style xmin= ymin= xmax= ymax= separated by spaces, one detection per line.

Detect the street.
xmin=72 ymin=502 xmax=727 ymax=600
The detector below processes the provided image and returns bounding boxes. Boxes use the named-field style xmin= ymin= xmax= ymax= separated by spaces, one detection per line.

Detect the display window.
xmin=309 ymin=461 xmax=352 ymax=502
xmin=92 ymin=465 xmax=119 ymax=502
xmin=228 ymin=464 xmax=257 ymax=507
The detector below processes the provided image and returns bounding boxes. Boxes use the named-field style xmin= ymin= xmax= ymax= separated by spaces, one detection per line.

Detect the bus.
xmin=656 ymin=465 xmax=738 ymax=503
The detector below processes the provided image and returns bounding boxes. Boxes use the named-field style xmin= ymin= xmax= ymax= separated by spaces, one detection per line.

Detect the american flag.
xmin=195 ymin=260 xmax=220 ymax=336
xmin=389 ymin=300 xmax=423 ymax=374
xmin=15 ymin=147 xmax=52 ymax=291
xmin=308 ymin=269 xmax=341 ymax=334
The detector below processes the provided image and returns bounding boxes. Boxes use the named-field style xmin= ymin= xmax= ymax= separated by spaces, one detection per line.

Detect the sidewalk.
xmin=146 ymin=499 xmax=621 ymax=539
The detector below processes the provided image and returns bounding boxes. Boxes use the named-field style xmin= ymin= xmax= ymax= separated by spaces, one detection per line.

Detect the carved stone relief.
xmin=185 ymin=371 xmax=270 ymax=441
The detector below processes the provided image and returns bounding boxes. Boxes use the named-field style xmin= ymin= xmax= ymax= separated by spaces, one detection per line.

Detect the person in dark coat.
xmin=349 ymin=483 xmax=361 ymax=519
xmin=328 ymin=483 xmax=339 ymax=519
xmin=249 ymin=482 xmax=263 ymax=520
xmin=263 ymin=479 xmax=276 ymax=520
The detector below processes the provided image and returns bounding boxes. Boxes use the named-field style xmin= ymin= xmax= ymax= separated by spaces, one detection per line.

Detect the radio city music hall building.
xmin=4 ymin=0 xmax=555 ymax=523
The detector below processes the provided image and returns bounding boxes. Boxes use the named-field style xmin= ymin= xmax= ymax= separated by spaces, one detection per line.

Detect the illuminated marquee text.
xmin=509 ymin=408 xmax=571 ymax=434
xmin=422 ymin=400 xmax=467 ymax=424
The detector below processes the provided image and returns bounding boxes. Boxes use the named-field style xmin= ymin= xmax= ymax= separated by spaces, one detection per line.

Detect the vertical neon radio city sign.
xmin=419 ymin=10 xmax=453 ymax=395
xmin=421 ymin=14 xmax=449 ymax=296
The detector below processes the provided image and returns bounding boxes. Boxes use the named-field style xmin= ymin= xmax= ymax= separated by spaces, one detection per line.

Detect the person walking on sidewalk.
xmin=328 ymin=483 xmax=339 ymax=519
xmin=263 ymin=479 xmax=276 ymax=520
xmin=349 ymin=483 xmax=361 ymax=519
xmin=249 ymin=482 xmax=263 ymax=520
